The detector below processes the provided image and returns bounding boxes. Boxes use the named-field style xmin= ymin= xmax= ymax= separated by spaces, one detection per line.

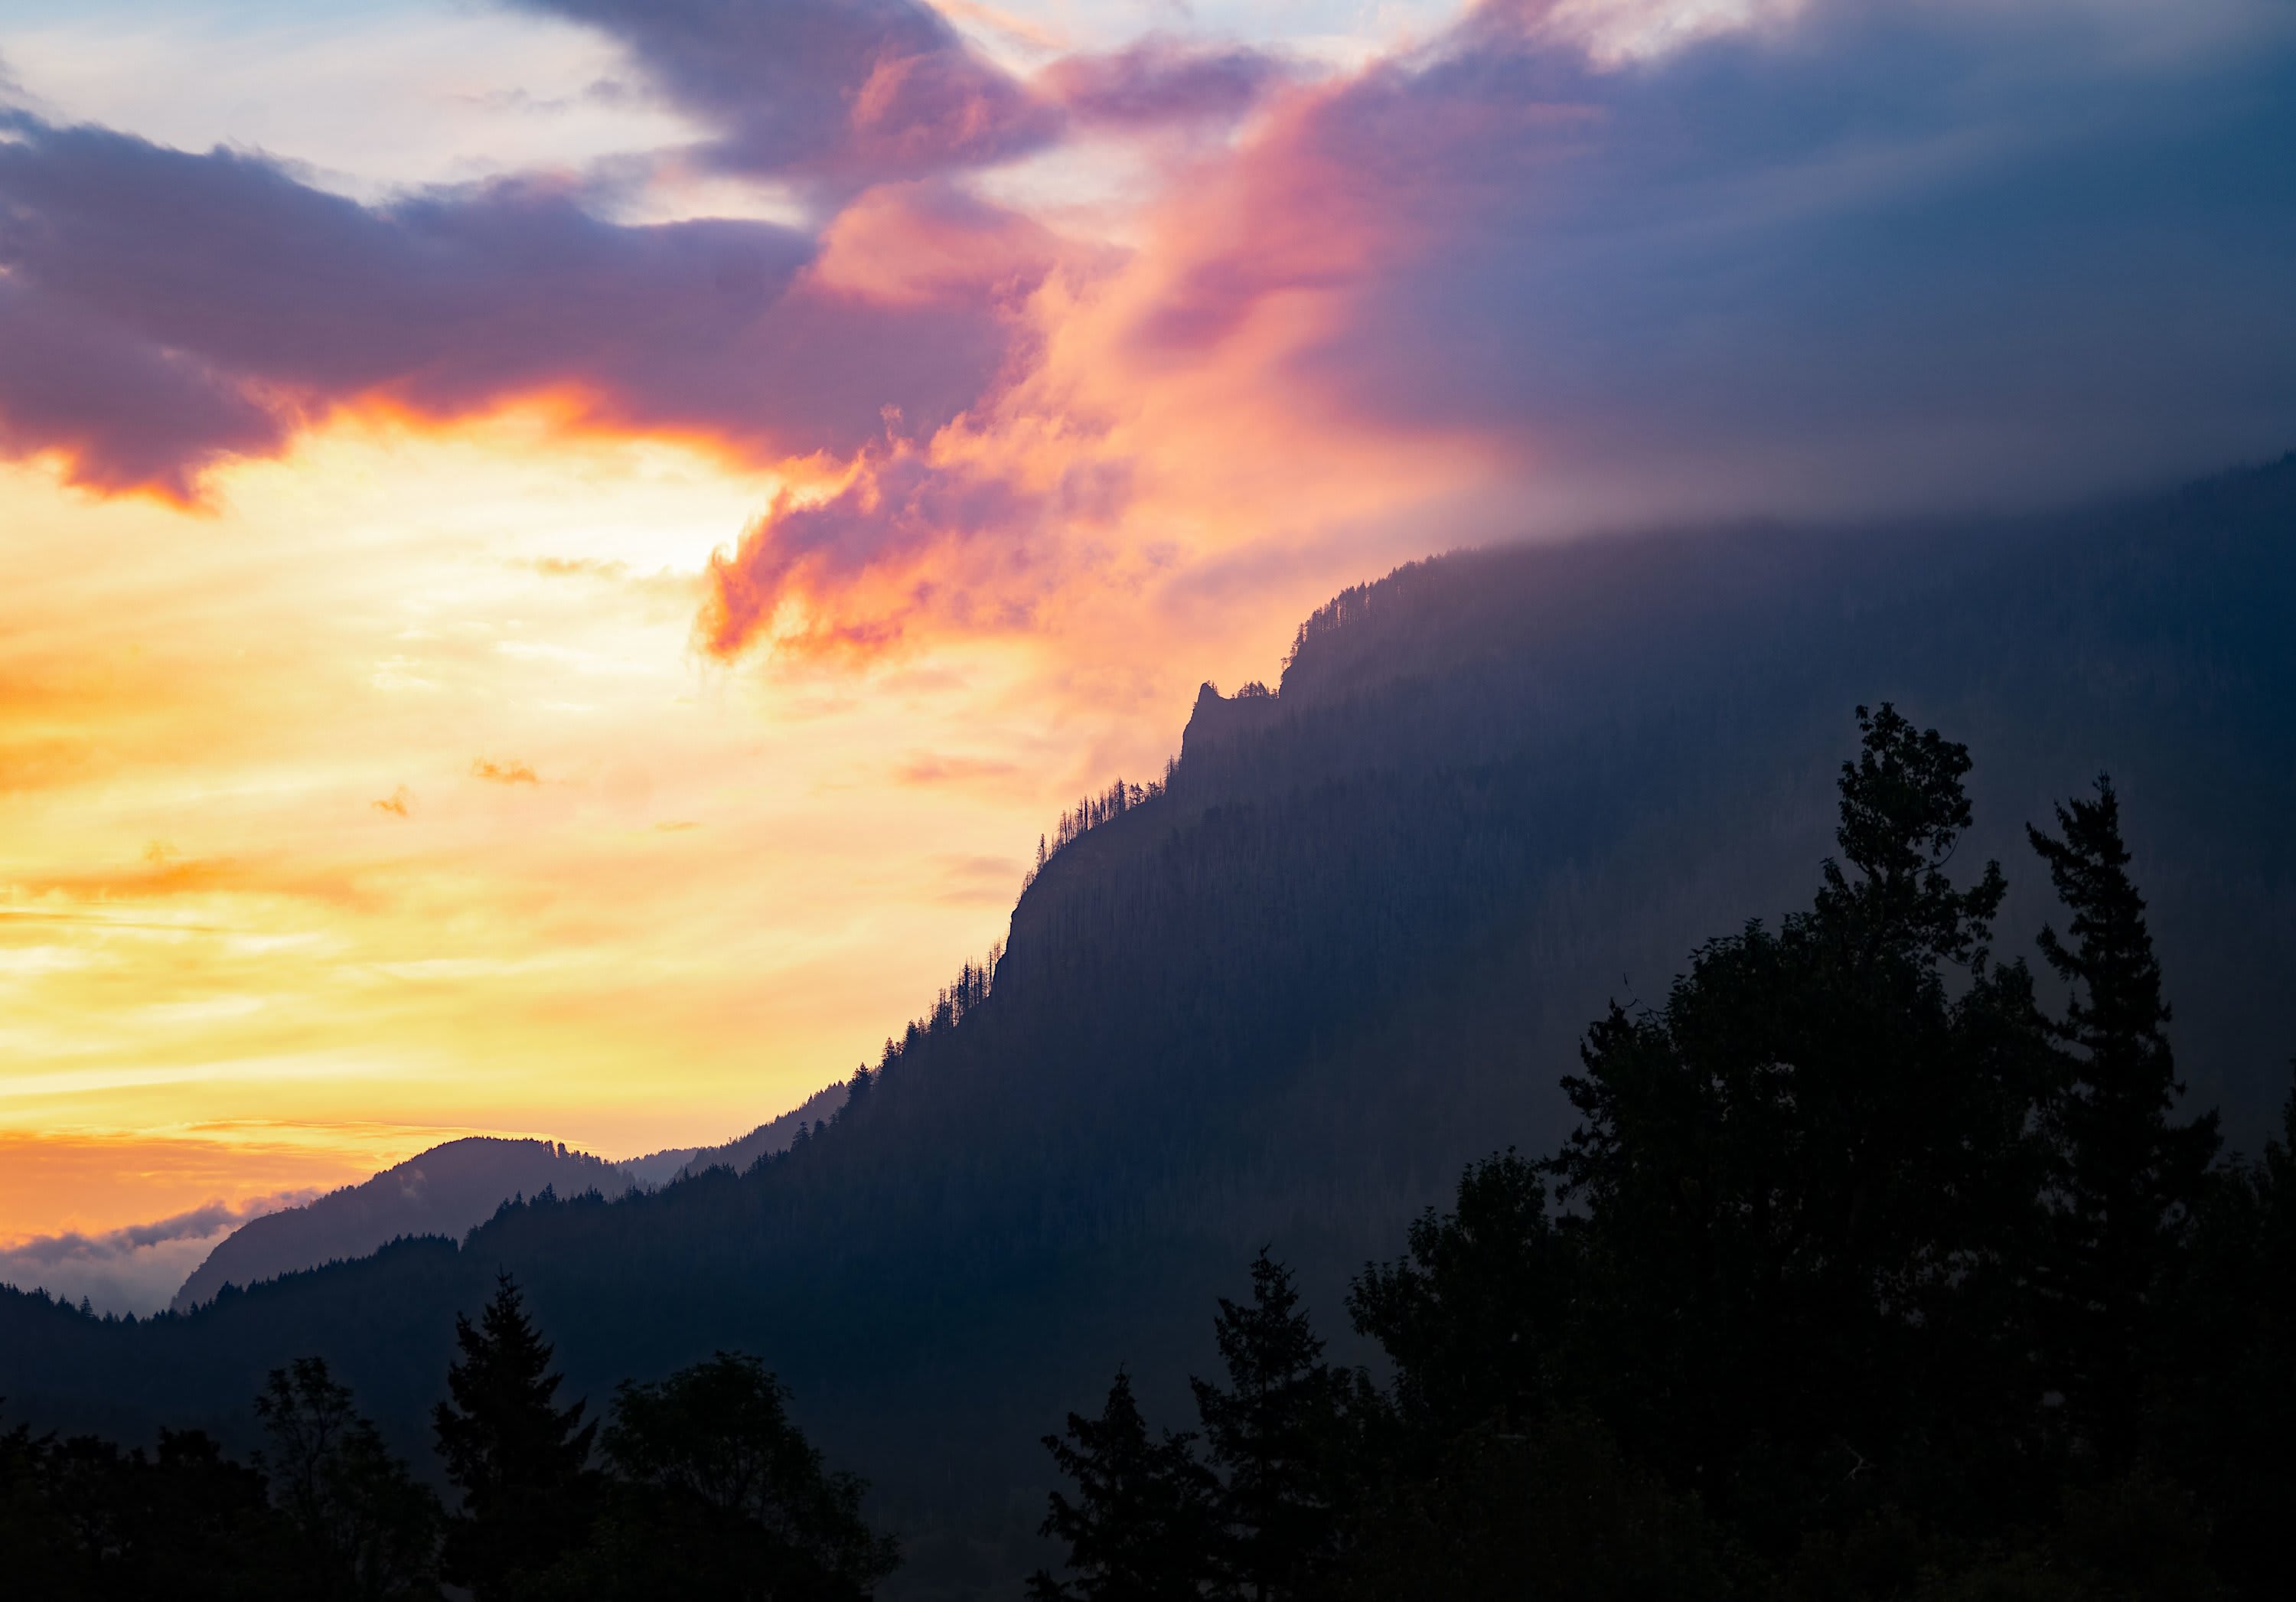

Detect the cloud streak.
xmin=0 ymin=1187 xmax=323 ymax=1318
xmin=0 ymin=1189 xmax=317 ymax=1269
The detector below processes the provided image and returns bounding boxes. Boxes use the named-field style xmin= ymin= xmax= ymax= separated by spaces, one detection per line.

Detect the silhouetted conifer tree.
xmin=433 ymin=1274 xmax=595 ymax=1600
xmin=1190 ymin=1251 xmax=1355 ymax=1602
xmin=1551 ymin=704 xmax=2050 ymax=1539
xmin=1030 ymin=1369 xmax=1219 ymax=1602
xmin=2027 ymin=777 xmax=2220 ymax=1463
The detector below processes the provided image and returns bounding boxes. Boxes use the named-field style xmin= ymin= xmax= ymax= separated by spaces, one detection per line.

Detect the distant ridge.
xmin=170 ymin=1138 xmax=623 ymax=1313
xmin=170 ymin=1083 xmax=849 ymax=1313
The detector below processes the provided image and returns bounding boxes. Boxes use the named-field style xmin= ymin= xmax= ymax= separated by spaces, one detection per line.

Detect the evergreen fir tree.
xmin=1029 ymin=1369 xmax=1219 ymax=1602
xmin=432 ymin=1274 xmax=596 ymax=1600
xmin=2028 ymin=777 xmax=2221 ymax=1462
xmin=1550 ymin=704 xmax=2049 ymax=1537
xmin=1189 ymin=1251 xmax=1354 ymax=1602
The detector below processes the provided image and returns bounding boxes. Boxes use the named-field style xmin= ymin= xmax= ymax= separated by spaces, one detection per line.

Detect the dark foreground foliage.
xmin=1033 ymin=708 xmax=2296 ymax=1600
xmin=0 ymin=1276 xmax=895 ymax=1600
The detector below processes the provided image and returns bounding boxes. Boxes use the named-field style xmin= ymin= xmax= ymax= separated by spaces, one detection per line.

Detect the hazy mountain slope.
xmin=6 ymin=455 xmax=2292 ymax=1598
xmin=171 ymin=1139 xmax=628 ymax=1313
xmin=173 ymin=1087 xmax=854 ymax=1313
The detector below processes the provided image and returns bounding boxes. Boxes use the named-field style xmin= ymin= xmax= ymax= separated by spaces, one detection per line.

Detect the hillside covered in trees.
xmin=172 ymin=1084 xmax=855 ymax=1315
xmin=5 ymin=456 xmax=2294 ymax=1597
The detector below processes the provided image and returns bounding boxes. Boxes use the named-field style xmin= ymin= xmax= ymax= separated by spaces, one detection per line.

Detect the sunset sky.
xmin=3 ymin=0 xmax=2292 ymax=1307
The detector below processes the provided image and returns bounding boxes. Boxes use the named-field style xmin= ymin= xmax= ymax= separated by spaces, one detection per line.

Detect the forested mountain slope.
xmin=171 ymin=1140 xmax=627 ymax=1314
xmin=5 ymin=455 xmax=2293 ymax=1597
xmin=171 ymin=1084 xmax=853 ymax=1315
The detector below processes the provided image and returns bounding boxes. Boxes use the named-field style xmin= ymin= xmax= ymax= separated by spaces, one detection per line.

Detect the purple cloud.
xmin=1042 ymin=38 xmax=1289 ymax=130
xmin=517 ymin=0 xmax=1062 ymax=187
xmin=0 ymin=113 xmax=1052 ymax=496
xmin=0 ymin=281 xmax=287 ymax=500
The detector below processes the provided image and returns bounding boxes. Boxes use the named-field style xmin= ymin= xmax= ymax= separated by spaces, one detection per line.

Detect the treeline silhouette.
xmin=1031 ymin=708 xmax=2296 ymax=1600
xmin=4 ymin=459 xmax=2294 ymax=1597
xmin=2 ymin=1276 xmax=893 ymax=1600
xmin=1024 ymin=772 xmax=1175 ymax=892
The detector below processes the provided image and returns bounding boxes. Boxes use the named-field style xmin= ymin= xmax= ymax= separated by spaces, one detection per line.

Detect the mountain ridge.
xmin=168 ymin=1080 xmax=853 ymax=1313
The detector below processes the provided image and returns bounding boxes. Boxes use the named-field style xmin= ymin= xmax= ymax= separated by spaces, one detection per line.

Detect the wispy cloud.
xmin=897 ymin=753 xmax=1023 ymax=786
xmin=1 ymin=1188 xmax=318 ymax=1268
xmin=471 ymin=758 xmax=541 ymax=786
xmin=0 ymin=1187 xmax=324 ymax=1318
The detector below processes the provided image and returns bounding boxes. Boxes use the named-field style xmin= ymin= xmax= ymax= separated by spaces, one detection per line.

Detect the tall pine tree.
xmin=1190 ymin=1251 xmax=1355 ymax=1602
xmin=2028 ymin=777 xmax=2220 ymax=1463
xmin=1551 ymin=704 xmax=2049 ymax=1538
xmin=1029 ymin=1369 xmax=1219 ymax=1602
xmin=432 ymin=1274 xmax=596 ymax=1599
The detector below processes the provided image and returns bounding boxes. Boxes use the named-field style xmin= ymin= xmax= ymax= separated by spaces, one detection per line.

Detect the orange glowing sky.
xmin=0 ymin=404 xmax=1456 ymax=1238
xmin=5 ymin=0 xmax=2293 ymax=1306
xmin=0 ymin=0 xmax=1482 ymax=1261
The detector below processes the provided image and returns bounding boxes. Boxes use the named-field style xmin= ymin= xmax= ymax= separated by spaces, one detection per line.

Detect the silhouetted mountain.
xmin=173 ymin=1091 xmax=854 ymax=1314
xmin=171 ymin=1140 xmax=629 ymax=1314
xmin=7 ymin=455 xmax=2293 ymax=1598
